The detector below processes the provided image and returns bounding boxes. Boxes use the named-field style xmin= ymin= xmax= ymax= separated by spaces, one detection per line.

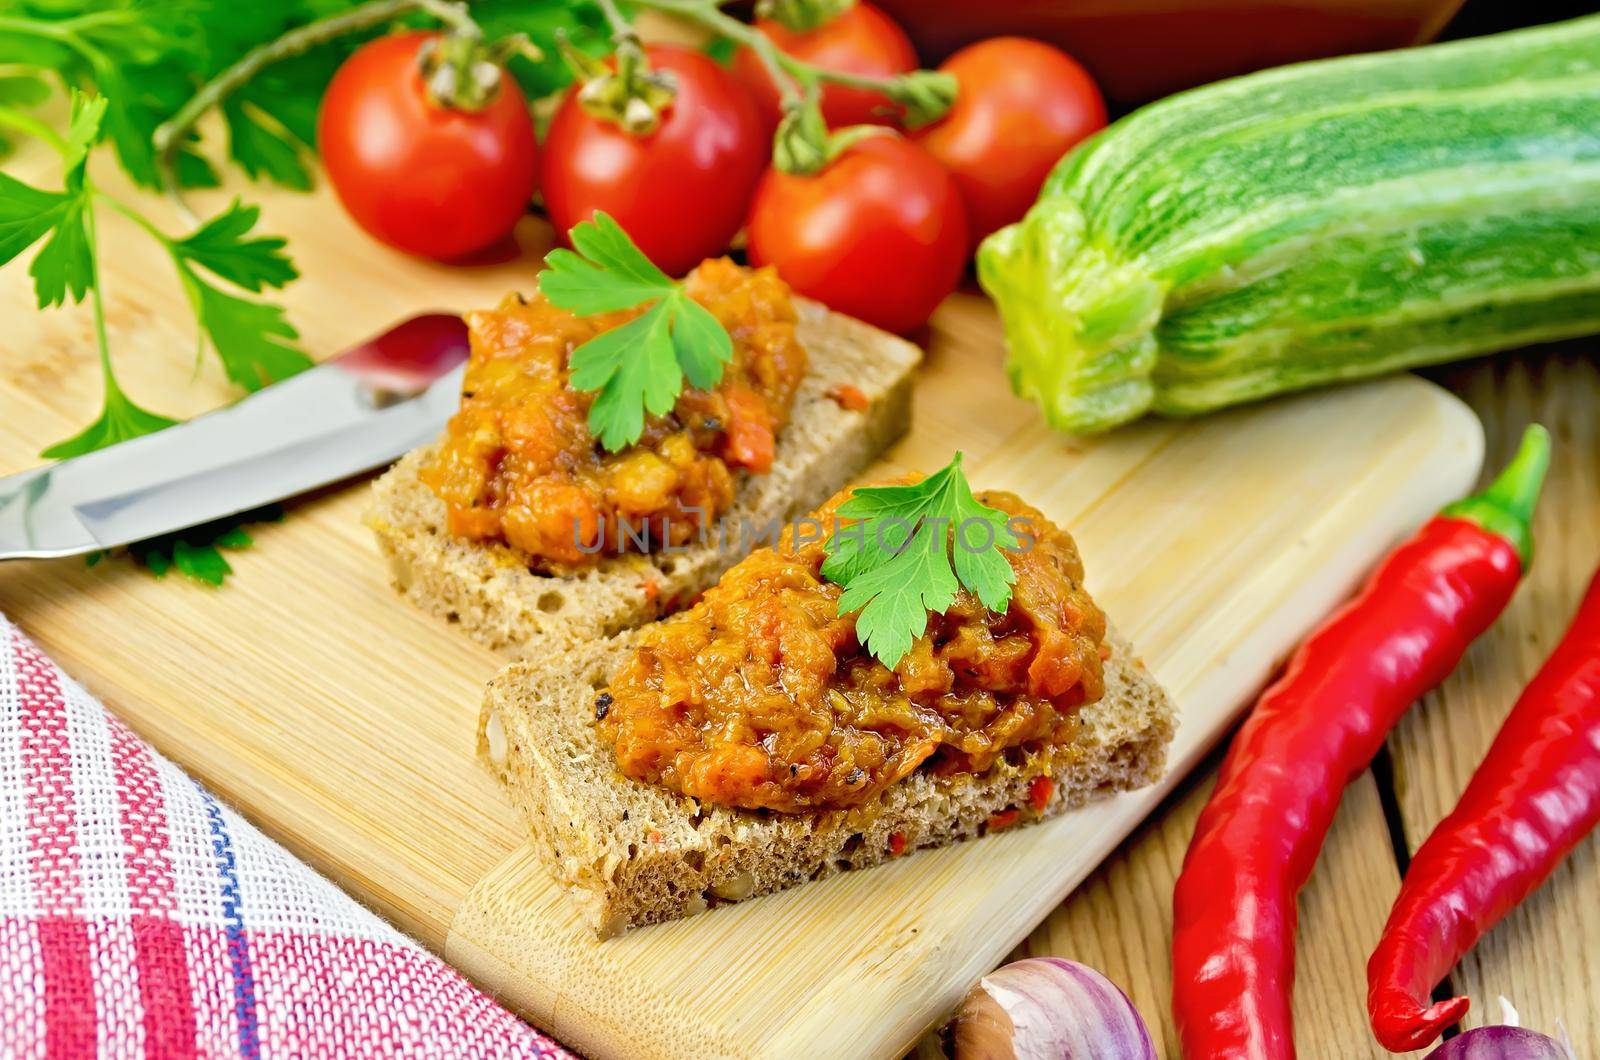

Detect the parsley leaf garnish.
xmin=170 ymin=200 xmax=298 ymax=291
xmin=29 ymin=194 xmax=92 ymax=308
xmin=0 ymin=75 xmax=50 ymax=159
xmin=0 ymin=92 xmax=178 ymax=458
xmin=41 ymin=387 xmax=177 ymax=460
xmin=127 ymin=503 xmax=283 ymax=587
xmin=162 ymin=197 xmax=308 ymax=389
xmin=222 ymin=96 xmax=313 ymax=191
xmin=539 ymin=212 xmax=733 ymax=452
xmin=3 ymin=91 xmax=309 ymax=455
xmin=0 ymin=173 xmax=65 ymax=262
xmin=822 ymin=453 xmax=1021 ymax=669
xmin=172 ymin=258 xmax=308 ymax=390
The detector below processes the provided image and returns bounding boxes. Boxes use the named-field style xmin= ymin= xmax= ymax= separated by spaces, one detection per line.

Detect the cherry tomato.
xmin=732 ymin=2 xmax=918 ymax=133
xmin=747 ymin=135 xmax=967 ymax=334
xmin=317 ymin=32 xmax=538 ymax=261
xmin=913 ymin=37 xmax=1106 ymax=245
xmin=543 ymin=45 xmax=766 ymax=277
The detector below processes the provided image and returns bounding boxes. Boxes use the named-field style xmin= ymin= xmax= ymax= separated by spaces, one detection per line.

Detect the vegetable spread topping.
xmin=421 ymin=258 xmax=807 ymax=568
xmin=599 ymin=483 xmax=1107 ymax=812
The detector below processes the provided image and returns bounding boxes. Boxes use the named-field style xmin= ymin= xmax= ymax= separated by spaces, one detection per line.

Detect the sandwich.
xmin=480 ymin=463 xmax=1177 ymax=936
xmin=367 ymin=245 xmax=919 ymax=658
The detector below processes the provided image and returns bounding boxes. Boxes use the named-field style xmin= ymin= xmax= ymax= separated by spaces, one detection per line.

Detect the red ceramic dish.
xmin=870 ymin=0 xmax=1465 ymax=104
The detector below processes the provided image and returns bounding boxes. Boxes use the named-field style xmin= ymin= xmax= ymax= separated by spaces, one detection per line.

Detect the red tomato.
xmin=543 ymin=45 xmax=766 ymax=277
xmin=913 ymin=37 xmax=1106 ymax=245
xmin=317 ymin=32 xmax=538 ymax=261
xmin=747 ymin=135 xmax=967 ymax=334
xmin=732 ymin=3 xmax=918 ymax=133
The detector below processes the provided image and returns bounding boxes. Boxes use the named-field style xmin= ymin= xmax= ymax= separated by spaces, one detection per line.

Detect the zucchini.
xmin=976 ymin=16 xmax=1600 ymax=434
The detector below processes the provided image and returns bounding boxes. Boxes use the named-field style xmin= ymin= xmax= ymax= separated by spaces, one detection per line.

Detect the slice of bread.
xmin=480 ymin=624 xmax=1176 ymax=937
xmin=365 ymin=299 xmax=919 ymax=659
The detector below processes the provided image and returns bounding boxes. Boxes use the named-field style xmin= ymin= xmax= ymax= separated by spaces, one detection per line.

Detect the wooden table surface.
xmin=1016 ymin=342 xmax=1600 ymax=1058
xmin=2 ymin=153 xmax=1597 ymax=1060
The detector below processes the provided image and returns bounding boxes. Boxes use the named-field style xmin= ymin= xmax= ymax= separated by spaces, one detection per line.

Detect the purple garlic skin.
xmin=953 ymin=957 xmax=1156 ymax=1060
xmin=1423 ymin=1026 xmax=1574 ymax=1060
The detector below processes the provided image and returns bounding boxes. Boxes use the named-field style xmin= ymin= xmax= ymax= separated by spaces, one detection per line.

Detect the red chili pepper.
xmin=1367 ymin=558 xmax=1600 ymax=1052
xmin=1171 ymin=426 xmax=1550 ymax=1059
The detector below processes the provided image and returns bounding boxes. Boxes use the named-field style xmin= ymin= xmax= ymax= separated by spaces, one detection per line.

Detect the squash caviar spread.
xmin=420 ymin=259 xmax=807 ymax=568
xmin=599 ymin=484 xmax=1108 ymax=812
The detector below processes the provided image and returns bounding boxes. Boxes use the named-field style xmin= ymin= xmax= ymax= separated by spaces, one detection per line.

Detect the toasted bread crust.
xmin=481 ymin=627 xmax=1176 ymax=937
xmin=365 ymin=300 xmax=918 ymax=659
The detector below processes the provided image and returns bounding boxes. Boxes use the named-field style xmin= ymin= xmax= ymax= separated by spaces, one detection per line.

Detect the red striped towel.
xmin=0 ymin=617 xmax=575 ymax=1059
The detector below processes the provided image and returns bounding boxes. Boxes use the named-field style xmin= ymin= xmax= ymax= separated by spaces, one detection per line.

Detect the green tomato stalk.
xmin=584 ymin=0 xmax=957 ymax=173
xmin=756 ymin=0 xmax=855 ymax=33
xmin=568 ymin=0 xmax=679 ymax=134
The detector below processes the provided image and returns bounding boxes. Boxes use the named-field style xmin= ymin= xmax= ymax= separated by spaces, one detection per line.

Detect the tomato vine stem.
xmin=643 ymin=0 xmax=807 ymax=105
xmin=632 ymin=0 xmax=951 ymax=117
xmin=627 ymin=0 xmax=940 ymax=107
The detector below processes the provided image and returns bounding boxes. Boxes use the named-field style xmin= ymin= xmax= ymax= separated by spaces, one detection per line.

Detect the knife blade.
xmin=0 ymin=313 xmax=470 ymax=561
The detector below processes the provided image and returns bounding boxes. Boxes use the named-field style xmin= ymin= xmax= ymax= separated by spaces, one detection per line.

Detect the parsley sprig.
xmin=121 ymin=503 xmax=284 ymax=586
xmin=822 ymin=453 xmax=1021 ymax=669
xmin=539 ymin=212 xmax=733 ymax=451
xmin=1 ymin=91 xmax=308 ymax=582
xmin=1 ymin=91 xmax=310 ymax=458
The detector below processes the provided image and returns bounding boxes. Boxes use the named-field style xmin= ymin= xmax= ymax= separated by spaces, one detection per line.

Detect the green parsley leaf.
xmin=0 ymin=172 xmax=69 ymax=265
xmin=232 ymin=45 xmax=342 ymax=149
xmin=62 ymin=92 xmax=108 ymax=174
xmin=127 ymin=503 xmax=280 ymax=587
xmin=540 ymin=212 xmax=677 ymax=313
xmin=672 ymin=297 xmax=734 ymax=390
xmin=171 ymin=199 xmax=298 ymax=292
xmin=0 ymin=73 xmax=52 ymax=157
xmin=0 ymin=29 xmax=72 ymax=70
xmin=172 ymin=539 xmax=233 ymax=585
xmin=223 ymin=97 xmax=313 ymax=191
xmin=162 ymin=195 xmax=306 ymax=389
xmin=40 ymin=386 xmax=177 ymax=459
xmin=29 ymin=195 xmax=92 ymax=308
xmin=210 ymin=525 xmax=255 ymax=549
xmin=173 ymin=259 xmax=311 ymax=390
xmin=822 ymin=453 xmax=1021 ymax=669
xmin=539 ymin=212 xmax=734 ymax=451
xmin=37 ymin=6 xmax=195 ymax=188
xmin=568 ymin=303 xmax=681 ymax=452
xmin=171 ymin=148 xmax=221 ymax=188
xmin=142 ymin=546 xmax=173 ymax=578
xmin=0 ymin=74 xmax=50 ymax=108
xmin=14 ymin=92 xmax=103 ymax=308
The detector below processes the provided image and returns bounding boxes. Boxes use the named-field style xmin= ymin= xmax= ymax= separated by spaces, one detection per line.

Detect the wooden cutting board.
xmin=0 ymin=148 xmax=1485 ymax=1058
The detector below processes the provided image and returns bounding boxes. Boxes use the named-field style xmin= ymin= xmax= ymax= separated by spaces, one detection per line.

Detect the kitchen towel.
xmin=0 ymin=615 xmax=575 ymax=1059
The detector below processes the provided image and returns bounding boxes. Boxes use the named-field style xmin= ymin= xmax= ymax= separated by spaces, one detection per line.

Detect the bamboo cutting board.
xmin=0 ymin=148 xmax=1486 ymax=1058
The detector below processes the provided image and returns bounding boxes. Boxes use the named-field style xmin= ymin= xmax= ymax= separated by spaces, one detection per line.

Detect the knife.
xmin=0 ymin=314 xmax=470 ymax=561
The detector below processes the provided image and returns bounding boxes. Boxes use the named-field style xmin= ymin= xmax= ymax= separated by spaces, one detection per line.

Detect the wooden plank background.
xmin=1011 ymin=345 xmax=1600 ymax=1058
xmin=1397 ymin=351 xmax=1600 ymax=1045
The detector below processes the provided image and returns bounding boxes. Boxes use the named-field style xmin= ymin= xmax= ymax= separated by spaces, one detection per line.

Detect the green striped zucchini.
xmin=976 ymin=15 xmax=1600 ymax=434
